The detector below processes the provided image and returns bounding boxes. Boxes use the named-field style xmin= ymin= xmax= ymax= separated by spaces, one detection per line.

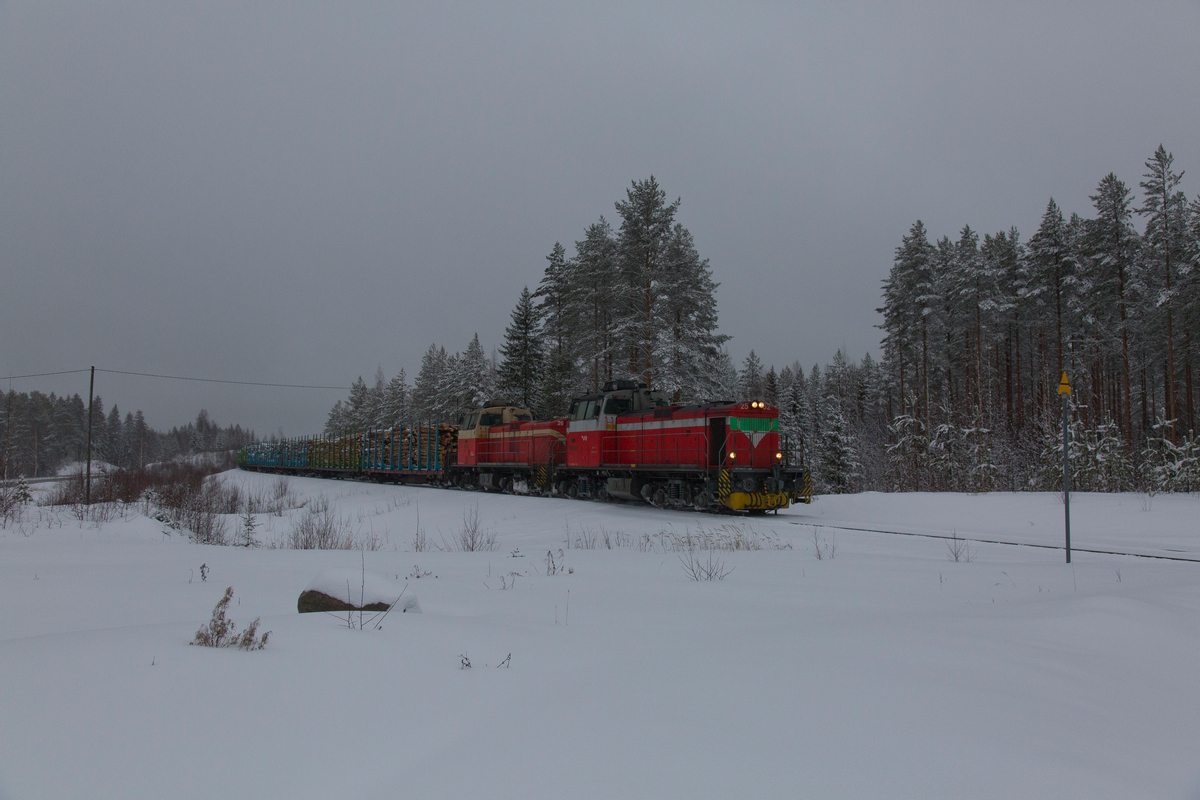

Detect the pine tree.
xmin=951 ymin=225 xmax=988 ymax=422
xmin=1027 ymin=199 xmax=1072 ymax=379
xmin=879 ymin=221 xmax=934 ymax=422
xmin=1185 ymin=194 xmax=1200 ymax=436
xmin=1085 ymin=173 xmax=1140 ymax=444
xmin=573 ymin=218 xmax=620 ymax=392
xmin=498 ymin=287 xmax=544 ymax=409
xmin=1139 ymin=146 xmax=1189 ymax=442
xmin=981 ymin=228 xmax=1022 ymax=432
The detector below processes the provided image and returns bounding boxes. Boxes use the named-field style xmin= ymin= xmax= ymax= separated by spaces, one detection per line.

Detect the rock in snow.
xmin=297 ymin=568 xmax=418 ymax=614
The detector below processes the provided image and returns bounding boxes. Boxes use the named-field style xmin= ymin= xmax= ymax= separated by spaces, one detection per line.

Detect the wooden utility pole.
xmin=85 ymin=366 xmax=94 ymax=506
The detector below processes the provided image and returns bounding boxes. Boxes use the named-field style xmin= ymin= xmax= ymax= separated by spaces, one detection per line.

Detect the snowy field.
xmin=2 ymin=471 xmax=1199 ymax=799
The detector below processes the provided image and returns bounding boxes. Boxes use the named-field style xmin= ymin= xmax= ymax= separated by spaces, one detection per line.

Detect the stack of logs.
xmin=367 ymin=423 xmax=458 ymax=470
xmin=437 ymin=423 xmax=458 ymax=468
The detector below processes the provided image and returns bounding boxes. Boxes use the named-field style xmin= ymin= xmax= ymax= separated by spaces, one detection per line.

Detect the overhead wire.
xmin=2 ymin=369 xmax=92 ymax=380
xmin=3 ymin=367 xmax=347 ymax=390
xmin=96 ymin=368 xmax=347 ymax=390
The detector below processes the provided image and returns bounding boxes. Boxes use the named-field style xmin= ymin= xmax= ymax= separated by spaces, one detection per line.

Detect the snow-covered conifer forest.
xmin=0 ymin=395 xmax=254 ymax=479
xmin=325 ymin=156 xmax=1200 ymax=496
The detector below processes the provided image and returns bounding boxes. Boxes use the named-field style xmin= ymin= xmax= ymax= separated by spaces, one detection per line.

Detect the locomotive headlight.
xmin=729 ymin=452 xmax=736 ymax=459
xmin=775 ymin=452 xmax=782 ymax=459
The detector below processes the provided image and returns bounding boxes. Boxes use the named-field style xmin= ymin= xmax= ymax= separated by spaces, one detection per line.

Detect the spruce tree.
xmin=345 ymin=377 xmax=371 ymax=431
xmin=614 ymin=177 xmax=680 ymax=388
xmin=817 ymin=394 xmax=860 ymax=494
xmin=382 ymin=369 xmax=410 ymax=428
xmin=412 ymin=344 xmax=444 ymax=419
xmin=133 ymin=410 xmax=149 ymax=468
xmin=367 ymin=368 xmax=387 ymax=429
xmin=536 ymin=243 xmax=579 ymax=417
xmin=497 ymin=286 xmax=544 ymax=410
xmin=325 ymin=400 xmax=349 ymax=435
xmin=458 ymin=333 xmax=493 ymax=412
xmin=709 ymin=350 xmax=739 ymax=401
xmin=656 ymin=222 xmax=727 ymax=401
xmin=763 ymin=366 xmax=779 ymax=407
xmin=105 ymin=405 xmax=122 ymax=465
xmin=738 ymin=350 xmax=764 ymax=401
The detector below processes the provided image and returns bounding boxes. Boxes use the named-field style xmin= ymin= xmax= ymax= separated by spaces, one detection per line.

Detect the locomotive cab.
xmin=457 ymin=401 xmax=533 ymax=468
xmin=566 ymin=380 xmax=669 ymax=467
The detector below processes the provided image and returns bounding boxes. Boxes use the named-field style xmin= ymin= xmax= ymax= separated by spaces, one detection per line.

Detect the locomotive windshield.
xmin=569 ymin=398 xmax=601 ymax=420
xmin=479 ymin=411 xmax=504 ymax=426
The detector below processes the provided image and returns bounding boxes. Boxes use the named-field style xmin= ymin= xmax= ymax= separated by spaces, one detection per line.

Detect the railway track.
xmin=790 ymin=520 xmax=1200 ymax=564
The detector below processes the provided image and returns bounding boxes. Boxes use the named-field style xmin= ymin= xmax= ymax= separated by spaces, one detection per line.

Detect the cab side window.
xmin=604 ymin=397 xmax=631 ymax=415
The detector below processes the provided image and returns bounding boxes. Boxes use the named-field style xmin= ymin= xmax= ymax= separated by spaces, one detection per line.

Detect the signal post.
xmin=1059 ymin=372 xmax=1071 ymax=564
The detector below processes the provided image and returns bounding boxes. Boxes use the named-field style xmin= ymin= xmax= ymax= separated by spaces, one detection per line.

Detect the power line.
xmin=2 ymin=369 xmax=91 ymax=380
xmin=3 ymin=367 xmax=347 ymax=390
xmin=98 ymin=368 xmax=348 ymax=390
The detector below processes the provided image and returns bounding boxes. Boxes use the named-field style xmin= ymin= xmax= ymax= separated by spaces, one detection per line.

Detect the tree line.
xmin=864 ymin=145 xmax=1198 ymax=493
xmin=323 ymin=155 xmax=1199 ymax=494
xmin=0 ymin=390 xmax=256 ymax=479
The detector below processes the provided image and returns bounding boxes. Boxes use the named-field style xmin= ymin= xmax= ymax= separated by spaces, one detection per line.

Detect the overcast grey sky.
xmin=3 ymin=1 xmax=1199 ymax=435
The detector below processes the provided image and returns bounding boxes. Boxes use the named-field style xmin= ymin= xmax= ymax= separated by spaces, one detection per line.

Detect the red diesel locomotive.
xmin=240 ymin=380 xmax=810 ymax=513
xmin=453 ymin=380 xmax=808 ymax=512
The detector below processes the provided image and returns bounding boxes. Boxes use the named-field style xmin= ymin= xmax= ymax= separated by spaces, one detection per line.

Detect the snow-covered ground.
xmin=2 ymin=472 xmax=1198 ymax=799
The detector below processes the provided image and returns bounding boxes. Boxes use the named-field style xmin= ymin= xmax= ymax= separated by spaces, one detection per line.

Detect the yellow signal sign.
xmin=1058 ymin=372 xmax=1071 ymax=395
